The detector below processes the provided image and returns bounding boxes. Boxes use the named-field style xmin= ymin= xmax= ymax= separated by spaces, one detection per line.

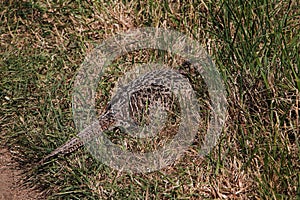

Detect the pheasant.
xmin=39 ymin=68 xmax=195 ymax=166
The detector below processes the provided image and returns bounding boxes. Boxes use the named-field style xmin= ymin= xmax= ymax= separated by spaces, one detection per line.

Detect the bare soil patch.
xmin=0 ymin=148 xmax=40 ymax=200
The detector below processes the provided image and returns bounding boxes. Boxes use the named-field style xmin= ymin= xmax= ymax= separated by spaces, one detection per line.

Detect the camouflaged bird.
xmin=39 ymin=68 xmax=194 ymax=165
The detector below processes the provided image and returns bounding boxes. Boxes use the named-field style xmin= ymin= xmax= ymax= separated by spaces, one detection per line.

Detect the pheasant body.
xmin=39 ymin=69 xmax=192 ymax=165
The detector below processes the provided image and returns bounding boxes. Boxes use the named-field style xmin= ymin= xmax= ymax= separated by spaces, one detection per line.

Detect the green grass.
xmin=0 ymin=0 xmax=299 ymax=199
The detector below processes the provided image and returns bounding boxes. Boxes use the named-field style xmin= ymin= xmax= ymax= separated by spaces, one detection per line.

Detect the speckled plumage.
xmin=39 ymin=68 xmax=192 ymax=165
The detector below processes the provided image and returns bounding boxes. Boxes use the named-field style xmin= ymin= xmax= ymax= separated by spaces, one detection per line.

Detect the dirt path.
xmin=0 ymin=148 xmax=40 ymax=200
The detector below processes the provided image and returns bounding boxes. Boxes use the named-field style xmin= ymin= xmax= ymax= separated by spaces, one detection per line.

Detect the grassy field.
xmin=0 ymin=0 xmax=299 ymax=199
